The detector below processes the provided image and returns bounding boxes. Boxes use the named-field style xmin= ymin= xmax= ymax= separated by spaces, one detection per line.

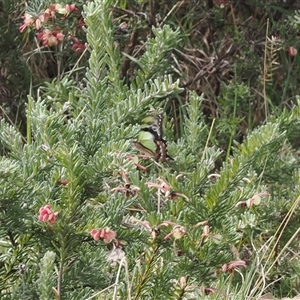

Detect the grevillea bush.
xmin=0 ymin=1 xmax=300 ymax=299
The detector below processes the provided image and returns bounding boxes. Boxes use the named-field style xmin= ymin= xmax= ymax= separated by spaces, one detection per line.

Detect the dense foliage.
xmin=0 ymin=0 xmax=300 ymax=299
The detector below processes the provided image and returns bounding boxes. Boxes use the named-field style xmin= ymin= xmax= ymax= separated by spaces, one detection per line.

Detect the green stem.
xmin=133 ymin=246 xmax=160 ymax=300
xmin=57 ymin=239 xmax=67 ymax=299
xmin=26 ymin=95 xmax=32 ymax=144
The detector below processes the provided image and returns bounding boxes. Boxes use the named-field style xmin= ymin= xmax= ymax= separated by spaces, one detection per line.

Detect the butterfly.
xmin=133 ymin=111 xmax=173 ymax=163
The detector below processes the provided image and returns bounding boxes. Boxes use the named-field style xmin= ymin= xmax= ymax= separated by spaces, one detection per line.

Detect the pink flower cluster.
xmin=38 ymin=205 xmax=58 ymax=225
xmin=90 ymin=228 xmax=117 ymax=243
xmin=19 ymin=4 xmax=75 ymax=33
xmin=19 ymin=3 xmax=85 ymax=52
xmin=37 ymin=29 xmax=65 ymax=47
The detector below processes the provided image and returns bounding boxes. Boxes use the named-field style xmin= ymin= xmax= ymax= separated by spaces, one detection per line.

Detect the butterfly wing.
xmin=132 ymin=131 xmax=157 ymax=158
xmin=141 ymin=112 xmax=163 ymax=140
xmin=134 ymin=111 xmax=172 ymax=162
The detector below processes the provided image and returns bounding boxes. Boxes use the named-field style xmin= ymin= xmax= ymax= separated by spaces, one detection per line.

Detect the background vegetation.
xmin=0 ymin=0 xmax=300 ymax=299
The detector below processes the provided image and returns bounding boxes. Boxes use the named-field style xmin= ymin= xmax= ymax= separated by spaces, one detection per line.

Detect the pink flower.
xmin=201 ymin=225 xmax=223 ymax=244
xmin=71 ymin=37 xmax=86 ymax=54
xmin=129 ymin=216 xmax=152 ymax=231
xmin=145 ymin=177 xmax=170 ymax=192
xmin=71 ymin=42 xmax=85 ymax=53
xmin=164 ymin=225 xmax=186 ymax=241
xmin=35 ymin=12 xmax=50 ymax=30
xmin=235 ymin=192 xmax=270 ymax=208
xmin=90 ymin=228 xmax=117 ymax=243
xmin=145 ymin=177 xmax=189 ymax=201
xmin=66 ymin=4 xmax=76 ymax=13
xmin=38 ymin=29 xmax=65 ymax=46
xmin=37 ymin=31 xmax=44 ymax=42
xmin=90 ymin=229 xmax=101 ymax=241
xmin=54 ymin=4 xmax=66 ymax=15
xmin=288 ymin=46 xmax=297 ymax=57
xmin=222 ymin=260 xmax=247 ymax=274
xmin=101 ymin=227 xmax=117 ymax=243
xmin=56 ymin=31 xmax=65 ymax=41
xmin=45 ymin=4 xmax=57 ymax=17
xmin=19 ymin=13 xmax=35 ymax=32
xmin=38 ymin=205 xmax=58 ymax=225
xmin=38 ymin=11 xmax=50 ymax=23
xmin=19 ymin=10 xmax=51 ymax=33
xmin=126 ymin=155 xmax=148 ymax=171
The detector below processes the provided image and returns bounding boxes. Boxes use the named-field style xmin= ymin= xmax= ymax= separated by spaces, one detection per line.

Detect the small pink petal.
xmin=90 ymin=229 xmax=101 ymax=241
xmin=103 ymin=230 xmax=116 ymax=243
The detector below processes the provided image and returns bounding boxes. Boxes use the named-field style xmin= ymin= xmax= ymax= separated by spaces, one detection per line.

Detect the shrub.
xmin=1 ymin=0 xmax=300 ymax=299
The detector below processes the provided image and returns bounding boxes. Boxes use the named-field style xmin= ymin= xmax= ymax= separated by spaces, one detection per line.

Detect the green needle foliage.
xmin=1 ymin=1 xmax=300 ymax=299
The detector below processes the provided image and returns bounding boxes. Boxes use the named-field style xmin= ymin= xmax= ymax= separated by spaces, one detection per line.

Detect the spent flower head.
xmin=222 ymin=260 xmax=247 ymax=274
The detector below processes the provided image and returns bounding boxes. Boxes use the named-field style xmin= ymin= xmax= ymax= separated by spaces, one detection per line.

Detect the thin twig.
xmin=182 ymin=47 xmax=238 ymax=88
